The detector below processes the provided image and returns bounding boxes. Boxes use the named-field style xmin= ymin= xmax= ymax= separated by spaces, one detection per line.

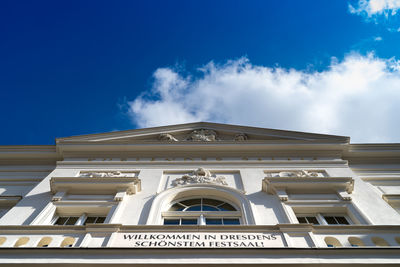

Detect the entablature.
xmin=50 ymin=176 xmax=141 ymax=197
xmin=262 ymin=170 xmax=354 ymax=201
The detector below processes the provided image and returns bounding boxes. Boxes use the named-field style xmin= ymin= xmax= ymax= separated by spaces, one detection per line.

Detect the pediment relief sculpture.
xmin=172 ymin=168 xmax=228 ymax=186
xmin=185 ymin=129 xmax=218 ymax=141
xmin=79 ymin=171 xmax=136 ymax=178
xmin=234 ymin=133 xmax=248 ymax=141
xmin=158 ymin=133 xmax=178 ymax=142
xmin=157 ymin=129 xmax=249 ymax=142
xmin=268 ymin=170 xmax=325 ymax=178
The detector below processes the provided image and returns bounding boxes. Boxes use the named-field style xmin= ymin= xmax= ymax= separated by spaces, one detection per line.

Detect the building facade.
xmin=0 ymin=122 xmax=400 ymax=266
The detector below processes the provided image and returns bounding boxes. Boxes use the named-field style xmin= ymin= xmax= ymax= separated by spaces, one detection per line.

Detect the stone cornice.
xmin=344 ymin=144 xmax=400 ymax=164
xmin=1 ymin=224 xmax=400 ymax=231
xmin=0 ymin=145 xmax=61 ymax=164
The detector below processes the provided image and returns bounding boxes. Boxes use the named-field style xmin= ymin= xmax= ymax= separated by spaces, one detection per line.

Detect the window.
xmin=296 ymin=213 xmax=351 ymax=225
xmin=169 ymin=198 xmax=236 ymax=212
xmin=54 ymin=217 xmax=79 ymax=226
xmin=164 ymin=218 xmax=198 ymax=225
xmin=296 ymin=216 xmax=319 ymax=225
xmin=323 ymin=215 xmax=349 ymax=225
xmin=163 ymin=198 xmax=241 ymax=225
xmin=84 ymin=216 xmax=106 ymax=225
xmin=53 ymin=215 xmax=106 ymax=226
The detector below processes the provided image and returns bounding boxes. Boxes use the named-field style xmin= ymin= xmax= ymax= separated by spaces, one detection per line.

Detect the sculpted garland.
xmin=172 ymin=168 xmax=228 ymax=186
xmin=79 ymin=171 xmax=133 ymax=178
xmin=158 ymin=129 xmax=248 ymax=142
xmin=269 ymin=170 xmax=323 ymax=178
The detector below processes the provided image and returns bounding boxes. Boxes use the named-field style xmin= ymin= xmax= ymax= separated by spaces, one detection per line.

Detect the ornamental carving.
xmin=172 ymin=168 xmax=228 ymax=186
xmin=234 ymin=133 xmax=248 ymax=141
xmin=270 ymin=170 xmax=323 ymax=178
xmin=158 ymin=133 xmax=178 ymax=142
xmin=79 ymin=171 xmax=132 ymax=178
xmin=185 ymin=129 xmax=217 ymax=141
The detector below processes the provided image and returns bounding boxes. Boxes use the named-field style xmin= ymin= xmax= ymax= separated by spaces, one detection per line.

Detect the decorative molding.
xmin=50 ymin=177 xmax=141 ymax=195
xmin=172 ymin=168 xmax=228 ymax=186
xmin=78 ymin=171 xmax=135 ymax=178
xmin=234 ymin=133 xmax=248 ymax=141
xmin=185 ymin=129 xmax=218 ymax=141
xmin=158 ymin=131 xmax=249 ymax=142
xmin=267 ymin=170 xmax=326 ymax=178
xmin=262 ymin=176 xmax=354 ymax=201
xmin=52 ymin=190 xmax=66 ymax=202
xmin=158 ymin=133 xmax=178 ymax=142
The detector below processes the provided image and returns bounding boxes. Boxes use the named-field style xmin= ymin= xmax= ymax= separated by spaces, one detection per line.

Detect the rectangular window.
xmin=222 ymin=218 xmax=240 ymax=225
xmin=296 ymin=216 xmax=319 ymax=225
xmin=54 ymin=216 xmax=79 ymax=226
xmin=84 ymin=216 xmax=106 ymax=225
xmin=205 ymin=218 xmax=222 ymax=225
xmin=295 ymin=213 xmax=351 ymax=225
xmin=323 ymin=216 xmax=349 ymax=225
xmin=163 ymin=219 xmax=180 ymax=225
xmin=181 ymin=218 xmax=198 ymax=225
xmin=163 ymin=217 xmax=240 ymax=225
xmin=205 ymin=218 xmax=240 ymax=225
xmin=163 ymin=218 xmax=198 ymax=225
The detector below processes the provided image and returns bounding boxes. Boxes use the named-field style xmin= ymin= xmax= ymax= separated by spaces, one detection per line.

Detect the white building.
xmin=0 ymin=122 xmax=399 ymax=266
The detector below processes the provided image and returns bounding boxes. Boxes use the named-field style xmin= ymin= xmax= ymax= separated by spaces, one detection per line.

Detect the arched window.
xmin=147 ymin=185 xmax=255 ymax=225
xmin=163 ymin=197 xmax=241 ymax=225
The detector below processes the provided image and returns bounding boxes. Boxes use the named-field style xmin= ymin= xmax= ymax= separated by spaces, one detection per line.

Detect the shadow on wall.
xmin=16 ymin=192 xmax=54 ymax=225
xmin=246 ymin=191 xmax=288 ymax=223
xmin=138 ymin=195 xmax=156 ymax=225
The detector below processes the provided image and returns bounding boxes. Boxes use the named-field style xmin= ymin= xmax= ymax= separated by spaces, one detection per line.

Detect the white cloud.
xmin=349 ymin=0 xmax=400 ymax=17
xmin=374 ymin=36 xmax=383 ymax=40
xmin=128 ymin=55 xmax=400 ymax=143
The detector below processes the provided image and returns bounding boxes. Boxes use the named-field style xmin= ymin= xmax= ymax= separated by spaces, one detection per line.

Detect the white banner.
xmin=113 ymin=232 xmax=284 ymax=248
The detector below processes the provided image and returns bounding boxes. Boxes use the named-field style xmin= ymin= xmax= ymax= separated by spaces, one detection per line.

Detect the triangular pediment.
xmin=56 ymin=122 xmax=349 ymax=144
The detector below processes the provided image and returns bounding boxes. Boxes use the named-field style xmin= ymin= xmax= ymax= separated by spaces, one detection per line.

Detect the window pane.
xmin=203 ymin=199 xmax=223 ymax=207
xmin=306 ymin=217 xmax=319 ymax=225
xmin=297 ymin=217 xmax=307 ymax=223
xmin=96 ymin=217 xmax=106 ymax=224
xmin=202 ymin=205 xmax=219 ymax=211
xmin=164 ymin=219 xmax=180 ymax=225
xmin=54 ymin=217 xmax=68 ymax=225
xmin=324 ymin=216 xmax=337 ymax=225
xmin=223 ymin=218 xmax=240 ymax=225
xmin=335 ymin=216 xmax=349 ymax=225
xmin=169 ymin=203 xmax=185 ymax=211
xmin=84 ymin=217 xmax=96 ymax=225
xmin=181 ymin=219 xmax=197 ymax=225
xmin=218 ymin=203 xmax=236 ymax=211
xmin=206 ymin=218 xmax=223 ymax=225
xmin=65 ymin=217 xmax=79 ymax=225
xmin=180 ymin=199 xmax=201 ymax=207
xmin=186 ymin=205 xmax=202 ymax=211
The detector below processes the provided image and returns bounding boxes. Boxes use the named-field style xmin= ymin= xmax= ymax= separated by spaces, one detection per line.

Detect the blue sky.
xmin=1 ymin=0 xmax=400 ymax=144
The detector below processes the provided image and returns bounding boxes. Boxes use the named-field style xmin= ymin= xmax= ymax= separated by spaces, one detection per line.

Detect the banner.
xmin=113 ymin=232 xmax=284 ymax=248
